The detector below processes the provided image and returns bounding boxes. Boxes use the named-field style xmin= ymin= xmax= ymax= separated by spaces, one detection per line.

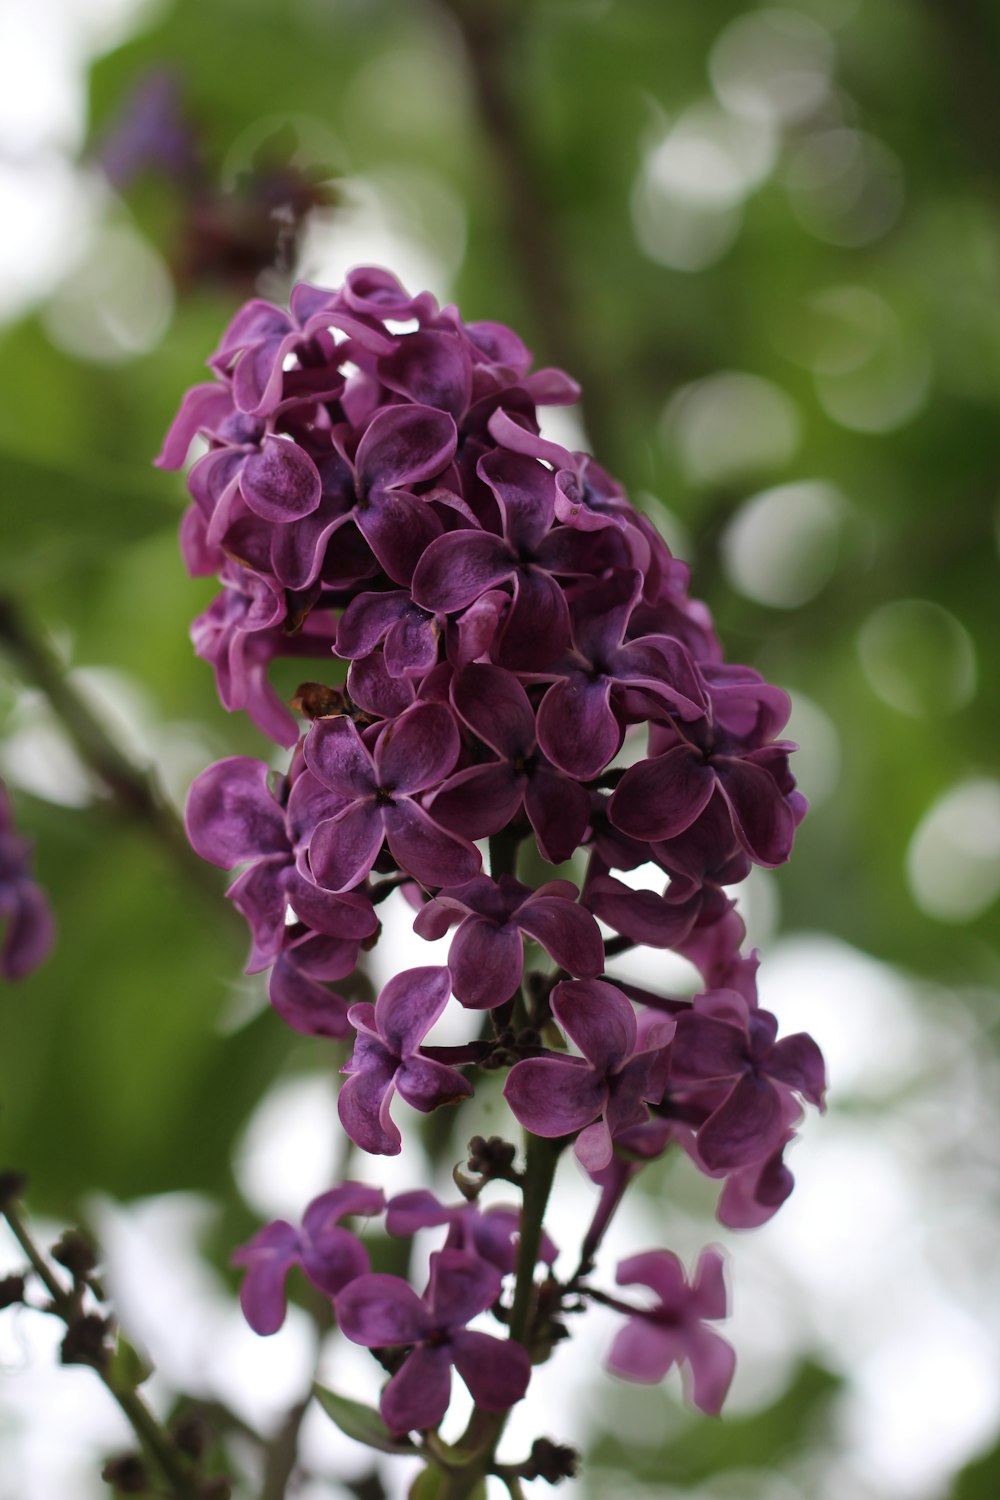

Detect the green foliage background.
xmin=2 ymin=1 xmax=998 ymax=1495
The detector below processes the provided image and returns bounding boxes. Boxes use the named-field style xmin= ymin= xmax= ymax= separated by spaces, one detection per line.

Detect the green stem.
xmin=488 ymin=830 xmax=521 ymax=881
xmin=2 ymin=1204 xmax=202 ymax=1500
xmin=0 ymin=592 xmax=224 ymax=908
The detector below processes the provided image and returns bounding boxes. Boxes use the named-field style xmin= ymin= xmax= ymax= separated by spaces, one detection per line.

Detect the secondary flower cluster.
xmin=164 ymin=267 xmax=824 ymax=1451
xmin=0 ymin=779 xmax=55 ymax=981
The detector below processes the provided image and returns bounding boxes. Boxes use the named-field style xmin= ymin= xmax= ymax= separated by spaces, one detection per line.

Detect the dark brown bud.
xmin=52 ymin=1229 xmax=99 ymax=1280
xmin=526 ymin=1437 xmax=579 ymax=1484
xmin=0 ymin=1274 xmax=26 ymax=1309
xmin=61 ymin=1313 xmax=111 ymax=1369
xmin=289 ymin=681 xmax=347 ymax=719
xmin=101 ymin=1453 xmax=149 ymax=1493
xmin=466 ymin=1135 xmax=521 ymax=1183
xmin=171 ymin=1411 xmax=211 ymax=1460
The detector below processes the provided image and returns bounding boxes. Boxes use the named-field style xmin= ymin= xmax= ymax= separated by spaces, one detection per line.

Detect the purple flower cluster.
xmin=0 ymin=780 xmax=55 ymax=981
xmin=165 ymin=268 xmax=824 ymax=1449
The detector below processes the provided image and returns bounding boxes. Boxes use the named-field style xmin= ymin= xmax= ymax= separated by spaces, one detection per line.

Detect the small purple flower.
xmin=503 ymin=980 xmax=674 ymax=1171
xmin=606 ymin=1248 xmax=735 ymax=1415
xmin=339 ymin=967 xmax=472 ymax=1155
xmin=671 ymin=990 xmax=826 ymax=1171
xmin=385 ymin=1190 xmax=558 ymax=1275
xmin=232 ymin=1182 xmax=384 ymax=1335
xmin=304 ymin=703 xmax=481 ymax=893
xmin=0 ymin=782 xmax=55 ymax=981
xmin=336 ymin=1249 xmax=531 ymax=1434
xmin=413 ymin=874 xmax=604 ymax=1009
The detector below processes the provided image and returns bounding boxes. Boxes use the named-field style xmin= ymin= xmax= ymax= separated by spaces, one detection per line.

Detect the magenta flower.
xmin=232 ymin=1182 xmax=384 ymax=1336
xmin=0 ymin=782 xmax=55 ymax=981
xmin=413 ymin=874 xmax=604 ymax=1009
xmin=304 ymin=703 xmax=480 ymax=893
xmin=339 ymin=967 xmax=471 ymax=1155
xmin=336 ymin=1249 xmax=531 ymax=1434
xmin=671 ymin=990 xmax=826 ymax=1171
xmin=606 ymin=1248 xmax=735 ymax=1415
xmin=503 ymin=980 xmax=674 ymax=1171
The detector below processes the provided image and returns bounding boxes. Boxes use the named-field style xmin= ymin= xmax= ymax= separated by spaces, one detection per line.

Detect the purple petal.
xmin=378 ymin=331 xmax=473 ymax=417
xmin=426 ymin=1250 xmax=503 ymax=1328
xmin=714 ymin=758 xmax=797 ymax=868
xmin=355 ymin=404 xmax=457 ymax=495
xmin=231 ymin=1221 xmax=299 ymax=1337
xmin=0 ymin=883 xmax=56 ymax=980
xmin=155 ymin=382 xmax=234 ymax=469
xmin=606 ymin=1319 xmax=682 ymax=1384
xmin=697 ymin=1074 xmax=785 ymax=1172
xmin=692 ymin=1248 xmax=728 ymax=1322
xmin=356 ymin=489 xmax=443 ymax=586
xmin=309 ymin=803 xmax=385 ymax=892
xmin=380 ymin=1344 xmax=453 ymax=1435
xmin=385 ymin=1190 xmax=455 ymax=1237
xmin=384 ymin=800 xmax=481 ymax=889
xmin=337 ymin=1065 xmax=400 ymax=1156
xmin=227 ymin=858 xmax=289 ymax=972
xmin=496 ymin=566 xmax=571 ymax=671
xmin=766 ymin=1033 xmax=826 ymax=1108
xmin=240 ymin=436 xmax=321 ymax=522
xmin=448 ymin=916 xmax=524 ymax=1008
xmin=429 ymin=764 xmax=524 ymax=841
xmin=671 ymin=1013 xmax=747 ymax=1082
xmin=412 ymin=530 xmax=513 ymax=614
xmin=516 ymin=896 xmax=604 ymax=980
xmin=524 ymin=768 xmax=591 ymax=865
xmin=376 ymin=703 xmax=460 ymax=793
xmin=336 ymin=1272 xmax=430 ymax=1347
xmin=609 ymin=744 xmax=716 ymax=842
xmin=347 ymin=652 xmax=415 ymax=719
xmin=586 ymin=877 xmax=700 ymax=950
xmin=335 ymin=591 xmax=413 ymax=660
xmin=616 ymin=1249 xmax=688 ymax=1308
xmin=551 ymin=979 xmax=637 ymax=1074
xmin=478 ymin=448 xmax=555 ymax=551
xmin=185 ymin=757 xmax=287 ymax=869
xmin=268 ymin=957 xmax=352 ymax=1038
xmin=304 ymin=717 xmax=377 ymax=798
xmin=503 ymin=1055 xmax=605 ymax=1137
xmin=451 ymin=664 xmax=535 ymax=758
xmin=376 ymin=965 xmax=453 ymax=1056
xmin=300 ymin=1226 xmax=370 ymax=1298
xmin=396 ymin=1055 xmax=473 ymax=1112
xmin=536 ymin=675 xmax=621 ymax=780
xmin=684 ymin=1326 xmax=736 ymax=1415
xmin=452 ymin=1330 xmax=531 ymax=1411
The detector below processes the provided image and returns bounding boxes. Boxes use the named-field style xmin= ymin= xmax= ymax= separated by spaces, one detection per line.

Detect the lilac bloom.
xmin=0 ymin=783 xmax=55 ymax=981
xmin=535 ymin=569 xmax=706 ymax=780
xmin=232 ymin=1182 xmax=384 ymax=1336
xmin=338 ymin=967 xmax=471 ymax=1155
xmin=487 ymin=407 xmax=633 ymax=533
xmin=336 ymin=1249 xmax=531 ymax=1434
xmin=503 ymin=980 xmax=675 ymax=1171
xmin=671 ymin=990 xmax=826 ymax=1171
xmin=584 ymin=873 xmax=703 ymax=951
xmin=606 ymin=1248 xmax=735 ymax=1415
xmin=428 ymin=663 xmax=590 ymax=864
xmin=412 ymin=450 xmax=627 ymax=669
xmin=184 ymin=756 xmax=377 ymax=971
xmin=304 ymin=703 xmax=480 ymax=893
xmin=267 ymin=932 xmax=369 ymax=1039
xmin=385 ymin=1191 xmax=558 ymax=1275
xmin=413 ymin=874 xmax=604 ymax=1008
xmin=335 ymin=590 xmax=440 ymax=679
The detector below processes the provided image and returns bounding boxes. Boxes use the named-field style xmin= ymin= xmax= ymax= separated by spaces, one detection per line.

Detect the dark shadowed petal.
xmin=516 ymin=895 xmax=604 ymax=979
xmin=356 ymin=489 xmax=443 ymax=586
xmin=412 ymin=530 xmax=513 ymax=614
xmin=185 ymin=757 xmax=287 ymax=868
xmin=396 ymin=1055 xmax=473 ymax=1112
xmin=426 ymin=1250 xmax=503 ymax=1328
xmin=697 ymin=1074 xmax=785 ymax=1171
xmin=384 ymin=801 xmax=481 ymax=888
xmin=586 ymin=877 xmax=701 ymax=950
xmin=524 ymin=768 xmax=591 ymax=865
xmin=429 ymin=763 xmax=524 ymax=841
xmin=714 ymin=758 xmax=797 ymax=868
xmin=335 ymin=591 xmax=412 ymax=659
xmin=671 ymin=1013 xmax=747 ymax=1081
xmin=286 ymin=876 xmax=378 ymax=940
xmin=355 ymin=404 xmax=457 ymax=495
xmin=376 ymin=966 xmax=453 ymax=1057
xmin=609 ymin=744 xmax=715 ymax=842
xmin=226 ymin=858 xmax=288 ymax=972
xmin=478 ymin=448 xmax=555 ymax=550
xmin=503 ymin=1055 xmax=605 ymax=1136
xmin=380 ymin=1344 xmax=453 ymax=1435
xmin=448 ymin=916 xmax=524 ymax=1008
xmin=268 ymin=957 xmax=352 ymax=1038
xmin=376 ymin=703 xmax=460 ymax=793
xmin=240 ymin=436 xmax=322 ymax=521
xmin=304 ymin=717 xmax=377 ymax=798
xmin=309 ymin=803 xmax=385 ymax=892
xmin=552 ymin=979 xmax=638 ymax=1073
xmin=496 ymin=567 xmax=570 ymax=670
xmin=347 ymin=652 xmax=415 ymax=719
xmin=536 ymin=675 xmax=621 ymax=780
xmin=379 ymin=331 xmax=473 ymax=417
xmin=336 ymin=1272 xmax=430 ymax=1347
xmin=452 ymin=1330 xmax=531 ymax=1410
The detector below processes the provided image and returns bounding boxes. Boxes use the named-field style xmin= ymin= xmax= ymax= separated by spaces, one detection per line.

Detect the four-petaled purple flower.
xmin=339 ymin=967 xmax=472 ymax=1155
xmin=504 ymin=980 xmax=675 ymax=1171
xmin=413 ymin=874 xmax=604 ymax=1008
xmin=232 ymin=1182 xmax=384 ymax=1335
xmin=336 ymin=1249 xmax=531 ymax=1434
xmin=606 ymin=1248 xmax=735 ymax=1415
